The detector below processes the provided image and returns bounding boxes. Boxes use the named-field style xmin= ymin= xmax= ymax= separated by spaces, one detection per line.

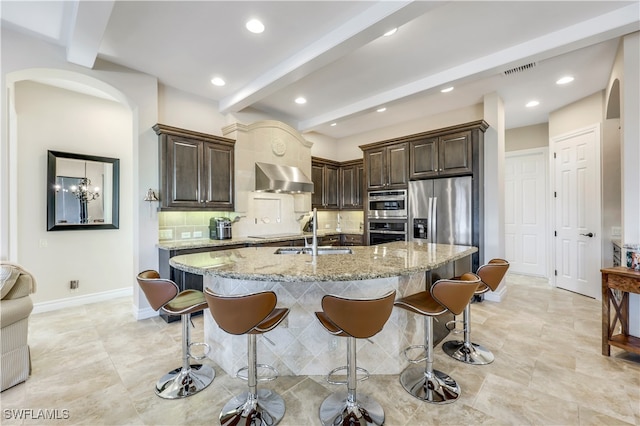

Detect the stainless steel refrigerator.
xmin=409 ymin=176 xmax=479 ymax=276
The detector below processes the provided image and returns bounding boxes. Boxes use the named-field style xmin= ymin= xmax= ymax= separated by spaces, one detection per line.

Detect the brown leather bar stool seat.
xmin=394 ymin=273 xmax=481 ymax=403
xmin=204 ymin=289 xmax=289 ymax=426
xmin=315 ymin=291 xmax=396 ymax=426
xmin=136 ymin=270 xmax=215 ymax=399
xmin=442 ymin=259 xmax=510 ymax=365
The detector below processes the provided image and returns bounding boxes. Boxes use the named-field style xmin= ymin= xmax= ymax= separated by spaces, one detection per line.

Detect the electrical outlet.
xmin=181 ymin=232 xmax=191 ymax=239
xmin=39 ymin=239 xmax=48 ymax=248
xmin=159 ymin=229 xmax=173 ymax=240
xmin=324 ymin=224 xmax=330 ymax=228
xmin=193 ymin=231 xmax=203 ymax=238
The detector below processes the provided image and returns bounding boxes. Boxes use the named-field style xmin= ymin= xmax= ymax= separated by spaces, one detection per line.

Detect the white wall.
xmin=158 ymin=84 xmax=227 ymax=136
xmin=549 ymin=91 xmax=604 ymax=138
xmin=506 ymin=123 xmax=549 ymax=152
xmin=2 ymin=28 xmax=159 ymax=317
xmin=15 ymin=81 xmax=133 ymax=304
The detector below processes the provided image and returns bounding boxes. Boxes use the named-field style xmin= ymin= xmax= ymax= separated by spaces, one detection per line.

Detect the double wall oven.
xmin=367 ymin=189 xmax=407 ymax=245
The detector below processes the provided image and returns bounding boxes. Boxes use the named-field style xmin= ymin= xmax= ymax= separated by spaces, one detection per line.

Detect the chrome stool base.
xmin=399 ymin=364 xmax=460 ymax=404
xmin=155 ymin=364 xmax=215 ymax=399
xmin=220 ymin=389 xmax=285 ymax=426
xmin=319 ymin=392 xmax=385 ymax=426
xmin=442 ymin=340 xmax=495 ymax=365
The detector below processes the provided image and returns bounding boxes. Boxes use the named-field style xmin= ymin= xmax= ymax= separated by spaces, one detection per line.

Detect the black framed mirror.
xmin=47 ymin=150 xmax=120 ymax=231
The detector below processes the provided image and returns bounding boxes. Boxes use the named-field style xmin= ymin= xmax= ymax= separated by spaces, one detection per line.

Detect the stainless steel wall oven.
xmin=367 ymin=189 xmax=407 ymax=219
xmin=368 ymin=220 xmax=407 ymax=245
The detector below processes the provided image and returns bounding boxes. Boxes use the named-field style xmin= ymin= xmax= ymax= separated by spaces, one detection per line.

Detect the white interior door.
xmin=505 ymin=148 xmax=548 ymax=276
xmin=553 ymin=125 xmax=601 ymax=299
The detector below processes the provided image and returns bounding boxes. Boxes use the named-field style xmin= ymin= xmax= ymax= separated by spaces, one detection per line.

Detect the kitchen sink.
xmin=274 ymin=247 xmax=353 ymax=255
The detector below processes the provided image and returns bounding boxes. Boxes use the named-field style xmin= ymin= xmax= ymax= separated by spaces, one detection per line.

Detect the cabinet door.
xmin=438 ymin=131 xmax=472 ymax=176
xmin=164 ymin=136 xmax=202 ymax=208
xmin=202 ymin=142 xmax=233 ymax=209
xmin=340 ymin=166 xmax=355 ymax=208
xmin=387 ymin=143 xmax=408 ymax=187
xmin=355 ymin=164 xmax=364 ymax=208
xmin=365 ymin=149 xmax=386 ymax=190
xmin=410 ymin=138 xmax=439 ymax=179
xmin=324 ymin=164 xmax=340 ymax=209
xmin=340 ymin=164 xmax=364 ymax=209
xmin=311 ymin=163 xmax=324 ymax=208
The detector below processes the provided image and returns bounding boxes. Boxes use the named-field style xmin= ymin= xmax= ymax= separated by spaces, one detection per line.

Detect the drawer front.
xmin=608 ymin=274 xmax=640 ymax=293
xmin=342 ymin=234 xmax=363 ymax=245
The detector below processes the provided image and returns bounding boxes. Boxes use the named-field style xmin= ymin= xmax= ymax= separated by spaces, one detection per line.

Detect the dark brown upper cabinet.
xmin=339 ymin=159 xmax=364 ymax=210
xmin=362 ymin=142 xmax=408 ymax=190
xmin=410 ymin=131 xmax=473 ymax=179
xmin=361 ymin=120 xmax=488 ymax=186
xmin=154 ymin=124 xmax=235 ymax=211
xmin=311 ymin=157 xmax=340 ymax=210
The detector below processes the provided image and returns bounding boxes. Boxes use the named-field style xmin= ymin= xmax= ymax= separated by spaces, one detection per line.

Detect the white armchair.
xmin=1 ymin=263 xmax=36 ymax=392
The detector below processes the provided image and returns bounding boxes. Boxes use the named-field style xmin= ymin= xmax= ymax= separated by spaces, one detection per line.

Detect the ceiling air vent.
xmin=503 ymin=62 xmax=537 ymax=76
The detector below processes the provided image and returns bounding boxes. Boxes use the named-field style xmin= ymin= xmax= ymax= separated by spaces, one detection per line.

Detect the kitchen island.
xmin=170 ymin=241 xmax=477 ymax=376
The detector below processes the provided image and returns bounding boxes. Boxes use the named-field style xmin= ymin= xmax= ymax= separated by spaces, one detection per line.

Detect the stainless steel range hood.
xmin=255 ymin=162 xmax=314 ymax=193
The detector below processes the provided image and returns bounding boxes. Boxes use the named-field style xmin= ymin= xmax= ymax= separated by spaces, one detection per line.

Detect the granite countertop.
xmin=157 ymin=229 xmax=363 ymax=250
xmin=169 ymin=241 xmax=477 ymax=282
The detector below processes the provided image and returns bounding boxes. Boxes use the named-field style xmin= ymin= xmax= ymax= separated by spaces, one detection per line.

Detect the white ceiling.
xmin=2 ymin=1 xmax=638 ymax=139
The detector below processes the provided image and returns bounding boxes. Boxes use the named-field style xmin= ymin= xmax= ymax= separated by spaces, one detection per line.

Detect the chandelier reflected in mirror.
xmin=53 ymin=162 xmax=101 ymax=224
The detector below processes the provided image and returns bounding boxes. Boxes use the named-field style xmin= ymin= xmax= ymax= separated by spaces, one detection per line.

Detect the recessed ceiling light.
xmin=377 ymin=107 xmax=386 ymax=112
xmin=330 ymin=123 xmax=337 ymax=127
xmin=526 ymin=100 xmax=540 ymax=108
xmin=210 ymin=77 xmax=225 ymax=86
xmin=383 ymin=28 xmax=397 ymax=37
xmin=441 ymin=86 xmax=454 ymax=93
xmin=295 ymin=97 xmax=307 ymax=104
xmin=556 ymin=76 xmax=574 ymax=85
xmin=246 ymin=19 xmax=265 ymax=34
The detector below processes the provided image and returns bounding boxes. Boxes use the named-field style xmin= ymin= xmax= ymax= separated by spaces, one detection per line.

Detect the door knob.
xmin=580 ymin=232 xmax=594 ymax=238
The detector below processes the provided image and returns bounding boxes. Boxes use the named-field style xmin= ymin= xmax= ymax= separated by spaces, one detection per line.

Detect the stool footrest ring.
xmin=403 ymin=345 xmax=428 ymax=364
xmin=235 ymin=364 xmax=278 ymax=382
xmin=445 ymin=320 xmax=465 ymax=333
xmin=188 ymin=341 xmax=210 ymax=361
xmin=326 ymin=365 xmax=370 ymax=385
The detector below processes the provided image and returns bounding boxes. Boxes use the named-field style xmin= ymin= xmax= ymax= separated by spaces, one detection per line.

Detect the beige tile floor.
xmin=2 ymin=274 xmax=639 ymax=425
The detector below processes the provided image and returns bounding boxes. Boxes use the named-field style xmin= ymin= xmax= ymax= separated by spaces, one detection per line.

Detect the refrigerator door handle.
xmin=431 ymin=196 xmax=438 ymax=243
xmin=427 ymin=197 xmax=433 ymax=240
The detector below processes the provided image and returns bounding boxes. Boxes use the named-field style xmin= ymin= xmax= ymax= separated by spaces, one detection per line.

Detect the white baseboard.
xmin=135 ymin=306 xmax=158 ymax=320
xmin=484 ymin=284 xmax=507 ymax=302
xmin=32 ymin=287 xmax=133 ymax=314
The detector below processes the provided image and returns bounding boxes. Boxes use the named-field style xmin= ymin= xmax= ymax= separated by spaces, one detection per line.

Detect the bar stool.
xmin=315 ymin=291 xmax=396 ymax=426
xmin=442 ymin=259 xmax=510 ymax=365
xmin=204 ymin=289 xmax=289 ymax=426
xmin=136 ymin=270 xmax=215 ymax=399
xmin=394 ymin=273 xmax=481 ymax=403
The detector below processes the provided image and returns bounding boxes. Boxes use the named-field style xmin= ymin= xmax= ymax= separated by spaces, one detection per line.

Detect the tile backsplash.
xmin=159 ymin=208 xmax=364 ymax=240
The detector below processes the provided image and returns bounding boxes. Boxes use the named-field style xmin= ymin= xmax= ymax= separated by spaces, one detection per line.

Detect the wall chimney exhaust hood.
xmin=255 ymin=162 xmax=314 ymax=193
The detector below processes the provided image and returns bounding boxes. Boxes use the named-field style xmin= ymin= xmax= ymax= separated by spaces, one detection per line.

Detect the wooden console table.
xmin=601 ymin=266 xmax=640 ymax=356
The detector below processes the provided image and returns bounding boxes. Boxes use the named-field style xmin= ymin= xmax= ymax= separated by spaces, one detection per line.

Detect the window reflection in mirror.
xmin=47 ymin=151 xmax=119 ymax=231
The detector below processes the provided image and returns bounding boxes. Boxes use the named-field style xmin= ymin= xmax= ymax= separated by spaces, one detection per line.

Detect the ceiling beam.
xmin=218 ymin=1 xmax=440 ymax=114
xmin=298 ymin=2 xmax=640 ymax=132
xmin=66 ymin=0 xmax=115 ymax=68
